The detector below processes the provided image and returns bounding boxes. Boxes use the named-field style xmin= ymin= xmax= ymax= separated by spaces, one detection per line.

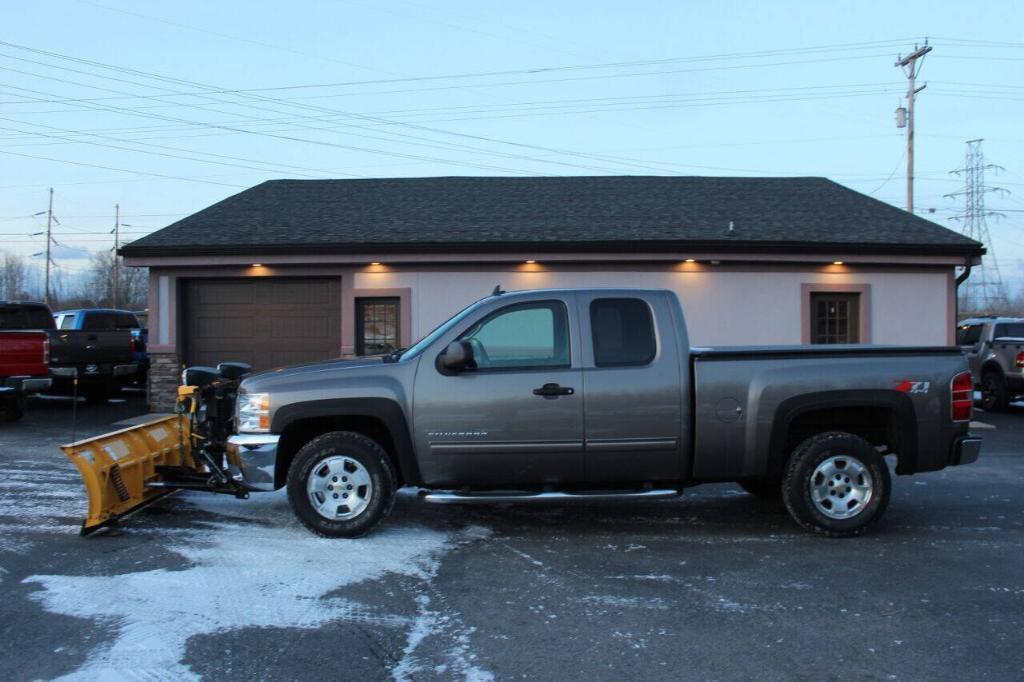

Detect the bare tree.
xmin=1 ymin=252 xmax=30 ymax=300
xmin=84 ymin=251 xmax=148 ymax=309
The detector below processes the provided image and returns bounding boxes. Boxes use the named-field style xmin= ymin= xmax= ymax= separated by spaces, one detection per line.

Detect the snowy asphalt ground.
xmin=1 ymin=393 xmax=1022 ymax=681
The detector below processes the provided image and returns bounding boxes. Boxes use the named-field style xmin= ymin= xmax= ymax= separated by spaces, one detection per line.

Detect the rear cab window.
xmin=0 ymin=304 xmax=54 ymax=330
xmin=114 ymin=313 xmax=140 ymax=329
xmin=590 ymin=298 xmax=657 ymax=367
xmin=82 ymin=313 xmax=116 ymax=331
xmin=994 ymin=323 xmax=1024 ymax=339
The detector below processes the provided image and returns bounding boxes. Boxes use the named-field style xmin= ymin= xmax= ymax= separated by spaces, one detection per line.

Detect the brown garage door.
xmin=183 ymin=277 xmax=341 ymax=370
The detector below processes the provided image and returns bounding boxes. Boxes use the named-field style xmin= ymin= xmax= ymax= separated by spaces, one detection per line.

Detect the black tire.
xmin=980 ymin=371 xmax=1009 ymax=412
xmin=287 ymin=431 xmax=396 ymax=538
xmin=1 ymin=398 xmax=25 ymax=423
xmin=781 ymin=431 xmax=891 ymax=538
xmin=738 ymin=478 xmax=782 ymax=499
xmin=82 ymin=383 xmax=112 ymax=404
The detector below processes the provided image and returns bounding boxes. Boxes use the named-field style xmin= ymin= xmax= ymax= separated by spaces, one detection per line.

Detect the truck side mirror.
xmin=440 ymin=340 xmax=473 ymax=372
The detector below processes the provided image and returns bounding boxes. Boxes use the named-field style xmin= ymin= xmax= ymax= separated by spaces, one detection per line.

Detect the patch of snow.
xmin=583 ymin=595 xmax=668 ymax=610
xmin=605 ymin=573 xmax=679 ymax=583
xmin=0 ymin=463 xmax=88 ymax=554
xmin=24 ymin=490 xmax=493 ymax=680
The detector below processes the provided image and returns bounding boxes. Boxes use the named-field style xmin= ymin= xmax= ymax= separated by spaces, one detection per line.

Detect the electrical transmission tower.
xmin=947 ymin=139 xmax=1009 ymax=314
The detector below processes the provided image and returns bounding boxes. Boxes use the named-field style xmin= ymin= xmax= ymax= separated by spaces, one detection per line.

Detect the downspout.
xmin=954 ymin=259 xmax=973 ymax=328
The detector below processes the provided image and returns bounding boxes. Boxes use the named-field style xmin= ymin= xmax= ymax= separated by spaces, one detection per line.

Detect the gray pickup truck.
xmin=958 ymin=316 xmax=1024 ymax=411
xmin=184 ymin=287 xmax=979 ymax=539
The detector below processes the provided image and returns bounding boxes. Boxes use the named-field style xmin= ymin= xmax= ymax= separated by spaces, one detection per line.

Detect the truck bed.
xmin=690 ymin=344 xmax=968 ymax=481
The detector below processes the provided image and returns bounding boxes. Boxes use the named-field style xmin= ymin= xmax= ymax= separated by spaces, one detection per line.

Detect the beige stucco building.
xmin=121 ymin=176 xmax=982 ymax=410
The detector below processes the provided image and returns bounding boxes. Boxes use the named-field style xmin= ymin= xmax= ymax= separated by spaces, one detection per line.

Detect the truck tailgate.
xmin=0 ymin=330 xmax=48 ymax=376
xmin=49 ymin=330 xmax=133 ymax=366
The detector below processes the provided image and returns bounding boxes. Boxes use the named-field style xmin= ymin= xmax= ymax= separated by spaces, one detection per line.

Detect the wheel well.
xmin=772 ymin=406 xmax=903 ymax=478
xmin=274 ymin=416 xmax=401 ymax=489
xmin=981 ymin=362 xmax=1004 ymax=379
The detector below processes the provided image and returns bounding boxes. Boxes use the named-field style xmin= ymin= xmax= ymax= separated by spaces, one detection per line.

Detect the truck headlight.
xmin=237 ymin=392 xmax=270 ymax=433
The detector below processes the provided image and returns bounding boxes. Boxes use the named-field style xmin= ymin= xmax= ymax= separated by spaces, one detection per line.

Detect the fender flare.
xmin=271 ymin=398 xmax=422 ymax=487
xmin=979 ymin=360 xmax=1005 ymax=380
xmin=765 ymin=389 xmax=919 ymax=476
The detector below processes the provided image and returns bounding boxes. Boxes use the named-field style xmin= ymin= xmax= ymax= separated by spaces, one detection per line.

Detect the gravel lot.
xmin=1 ymin=393 xmax=1022 ymax=681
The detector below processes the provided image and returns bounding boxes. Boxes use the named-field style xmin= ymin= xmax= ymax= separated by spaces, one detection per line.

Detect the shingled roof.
xmin=121 ymin=176 xmax=982 ymax=258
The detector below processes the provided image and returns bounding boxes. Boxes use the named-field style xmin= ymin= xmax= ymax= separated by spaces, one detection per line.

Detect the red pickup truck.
xmin=0 ymin=302 xmax=52 ymax=422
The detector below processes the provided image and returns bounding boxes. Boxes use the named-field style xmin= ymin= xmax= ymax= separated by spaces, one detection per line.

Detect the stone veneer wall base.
xmin=148 ymin=352 xmax=181 ymax=412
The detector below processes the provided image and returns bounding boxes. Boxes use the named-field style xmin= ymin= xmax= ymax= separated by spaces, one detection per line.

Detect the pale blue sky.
xmin=1 ymin=1 xmax=1022 ymax=287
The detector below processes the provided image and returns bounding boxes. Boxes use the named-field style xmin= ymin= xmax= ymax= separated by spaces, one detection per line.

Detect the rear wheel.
xmin=1 ymin=398 xmax=25 ymax=423
xmin=980 ymin=371 xmax=1009 ymax=412
xmin=782 ymin=431 xmax=891 ymax=538
xmin=287 ymin=431 xmax=396 ymax=538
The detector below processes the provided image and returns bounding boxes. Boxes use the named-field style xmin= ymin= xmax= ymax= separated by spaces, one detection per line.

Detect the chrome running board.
xmin=421 ymin=489 xmax=680 ymax=504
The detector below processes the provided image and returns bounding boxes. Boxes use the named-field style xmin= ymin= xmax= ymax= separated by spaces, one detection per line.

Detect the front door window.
xmin=459 ymin=301 xmax=570 ymax=369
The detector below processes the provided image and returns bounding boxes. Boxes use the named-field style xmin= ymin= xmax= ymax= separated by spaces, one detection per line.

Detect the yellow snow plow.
xmin=61 ymin=363 xmax=253 ymax=535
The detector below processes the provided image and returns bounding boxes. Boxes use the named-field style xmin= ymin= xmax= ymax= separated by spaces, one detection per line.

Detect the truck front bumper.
xmin=951 ymin=435 xmax=982 ymax=466
xmin=226 ymin=433 xmax=280 ymax=492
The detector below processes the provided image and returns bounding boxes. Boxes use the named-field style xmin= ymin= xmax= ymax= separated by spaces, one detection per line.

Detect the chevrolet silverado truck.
xmin=63 ymin=288 xmax=980 ymax=538
xmin=0 ymin=302 xmax=52 ymax=422
xmin=958 ymin=316 xmax=1024 ymax=411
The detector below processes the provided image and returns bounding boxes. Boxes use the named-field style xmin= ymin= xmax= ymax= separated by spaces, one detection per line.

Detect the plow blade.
xmin=61 ymin=415 xmax=194 ymax=535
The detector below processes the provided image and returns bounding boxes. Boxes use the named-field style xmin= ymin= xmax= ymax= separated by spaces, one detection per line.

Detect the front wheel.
xmin=782 ymin=432 xmax=891 ymax=538
xmin=287 ymin=431 xmax=396 ymax=538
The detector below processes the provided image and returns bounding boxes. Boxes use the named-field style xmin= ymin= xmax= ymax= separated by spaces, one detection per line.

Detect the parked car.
xmin=65 ymin=288 xmax=980 ymax=539
xmin=958 ymin=316 xmax=1024 ymax=411
xmin=0 ymin=301 xmax=52 ymax=422
xmin=53 ymin=308 xmax=148 ymax=385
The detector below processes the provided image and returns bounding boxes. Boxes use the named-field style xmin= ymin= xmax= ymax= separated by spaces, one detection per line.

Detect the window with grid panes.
xmin=810 ymin=293 xmax=860 ymax=344
xmin=356 ymin=297 xmax=400 ymax=355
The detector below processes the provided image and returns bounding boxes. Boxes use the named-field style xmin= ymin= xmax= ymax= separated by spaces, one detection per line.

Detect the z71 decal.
xmin=894 ymin=380 xmax=930 ymax=394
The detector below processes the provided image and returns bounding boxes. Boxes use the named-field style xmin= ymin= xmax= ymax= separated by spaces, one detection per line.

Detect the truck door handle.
xmin=533 ymin=383 xmax=575 ymax=398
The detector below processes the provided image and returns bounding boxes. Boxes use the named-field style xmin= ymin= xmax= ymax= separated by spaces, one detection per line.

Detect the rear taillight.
xmin=951 ymin=371 xmax=973 ymax=422
xmin=42 ymin=334 xmax=50 ymax=366
xmin=1016 ymin=352 xmax=1024 ymax=369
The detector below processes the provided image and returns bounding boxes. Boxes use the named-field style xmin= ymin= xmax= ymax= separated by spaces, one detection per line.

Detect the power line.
xmin=0 ymin=37 xmax=919 ymax=103
xmin=0 ymin=148 xmax=250 ymax=188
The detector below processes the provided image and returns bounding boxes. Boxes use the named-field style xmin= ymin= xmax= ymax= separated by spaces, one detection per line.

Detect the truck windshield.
xmin=399 ymin=299 xmax=485 ymax=361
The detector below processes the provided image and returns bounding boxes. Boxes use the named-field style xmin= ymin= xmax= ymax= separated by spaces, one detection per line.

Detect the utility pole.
xmin=947 ymin=139 xmax=1009 ymax=314
xmin=44 ymin=187 xmax=53 ymax=306
xmin=112 ymin=203 xmax=120 ymax=309
xmin=895 ymin=41 xmax=932 ymax=214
